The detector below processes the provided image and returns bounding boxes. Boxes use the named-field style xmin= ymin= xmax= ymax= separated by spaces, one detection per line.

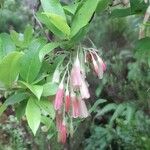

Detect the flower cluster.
xmin=53 ymin=48 xmax=106 ymax=143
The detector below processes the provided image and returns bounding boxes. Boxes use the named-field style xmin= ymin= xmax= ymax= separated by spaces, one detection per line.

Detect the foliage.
xmin=0 ymin=0 xmax=150 ymax=149
xmin=85 ymin=103 xmax=150 ymax=150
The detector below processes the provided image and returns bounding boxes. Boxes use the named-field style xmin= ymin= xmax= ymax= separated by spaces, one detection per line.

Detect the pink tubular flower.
xmin=71 ymin=93 xmax=80 ymax=118
xmin=96 ymin=55 xmax=106 ymax=72
xmin=54 ymin=83 xmax=64 ymax=110
xmin=90 ymin=52 xmax=106 ymax=79
xmin=78 ymin=98 xmax=89 ymax=118
xmin=91 ymin=53 xmax=100 ymax=76
xmin=70 ymin=54 xmax=82 ymax=89
xmin=58 ymin=122 xmax=67 ymax=144
xmin=80 ymin=77 xmax=90 ymax=99
xmin=65 ymin=89 xmax=71 ymax=112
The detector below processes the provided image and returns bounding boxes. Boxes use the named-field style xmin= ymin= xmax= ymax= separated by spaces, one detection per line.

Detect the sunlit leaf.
xmin=26 ymin=97 xmax=41 ymax=135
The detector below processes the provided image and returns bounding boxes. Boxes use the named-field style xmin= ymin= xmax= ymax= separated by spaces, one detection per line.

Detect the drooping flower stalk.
xmin=53 ymin=46 xmax=106 ymax=143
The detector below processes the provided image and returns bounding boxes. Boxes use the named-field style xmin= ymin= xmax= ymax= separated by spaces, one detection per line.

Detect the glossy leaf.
xmin=43 ymin=12 xmax=70 ymax=36
xmin=39 ymin=42 xmax=60 ymax=61
xmin=111 ymin=8 xmax=132 ymax=18
xmin=23 ymin=26 xmax=33 ymax=46
xmin=20 ymin=39 xmax=45 ymax=83
xmin=37 ymin=13 xmax=66 ymax=39
xmin=41 ymin=0 xmax=66 ymax=18
xmin=70 ymin=0 xmax=99 ymax=38
xmin=0 ymin=33 xmax=16 ymax=59
xmin=63 ymin=2 xmax=79 ymax=15
xmin=42 ymin=82 xmax=58 ymax=97
xmin=96 ymin=0 xmax=111 ymax=13
xmin=5 ymin=92 xmax=28 ymax=105
xmin=19 ymin=81 xmax=43 ymax=100
xmin=0 ymin=52 xmax=23 ymax=88
xmin=26 ymin=97 xmax=41 ymax=135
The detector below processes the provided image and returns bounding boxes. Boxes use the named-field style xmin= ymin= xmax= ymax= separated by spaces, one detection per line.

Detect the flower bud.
xmin=70 ymin=55 xmax=82 ymax=89
xmin=80 ymin=77 xmax=90 ymax=99
xmin=65 ymin=89 xmax=71 ymax=112
xmin=71 ymin=92 xmax=80 ymax=118
xmin=79 ymin=98 xmax=89 ymax=118
xmin=54 ymin=83 xmax=64 ymax=110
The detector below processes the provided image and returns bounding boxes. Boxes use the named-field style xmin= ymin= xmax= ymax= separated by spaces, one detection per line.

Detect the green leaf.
xmin=135 ymin=37 xmax=150 ymax=51
xmin=10 ymin=30 xmax=24 ymax=47
xmin=95 ymin=103 xmax=117 ymax=117
xmin=63 ymin=2 xmax=79 ymax=15
xmin=69 ymin=24 xmax=89 ymax=45
xmin=41 ymin=116 xmax=54 ymax=130
xmin=37 ymin=13 xmax=66 ymax=39
xmin=111 ymin=8 xmax=132 ymax=18
xmin=125 ymin=104 xmax=135 ymax=123
xmin=89 ymin=99 xmax=107 ymax=113
xmin=20 ymin=39 xmax=44 ymax=83
xmin=41 ymin=116 xmax=55 ymax=137
xmin=26 ymin=97 xmax=41 ymax=135
xmin=41 ymin=0 xmax=66 ymax=18
xmin=70 ymin=0 xmax=100 ymax=38
xmin=130 ymin=0 xmax=148 ymax=14
xmin=43 ymin=12 xmax=70 ymax=36
xmin=23 ymin=25 xmax=33 ymax=46
xmin=39 ymin=42 xmax=60 ymax=61
xmin=0 ymin=103 xmax=7 ymax=116
xmin=96 ymin=0 xmax=111 ymax=13
xmin=5 ymin=92 xmax=28 ymax=106
xmin=19 ymin=81 xmax=43 ymax=100
xmin=15 ymin=101 xmax=27 ymax=120
xmin=109 ymin=104 xmax=125 ymax=126
xmin=0 ymin=52 xmax=23 ymax=88
xmin=42 ymin=82 xmax=58 ymax=97
xmin=0 ymin=33 xmax=16 ymax=59
xmin=39 ymin=99 xmax=55 ymax=119
xmin=135 ymin=37 xmax=150 ymax=59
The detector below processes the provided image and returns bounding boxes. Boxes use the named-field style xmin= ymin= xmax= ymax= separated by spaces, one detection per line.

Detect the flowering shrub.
xmin=0 ymin=0 xmax=150 ymax=145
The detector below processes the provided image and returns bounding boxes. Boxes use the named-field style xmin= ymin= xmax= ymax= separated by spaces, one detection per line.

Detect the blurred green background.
xmin=0 ymin=0 xmax=150 ymax=150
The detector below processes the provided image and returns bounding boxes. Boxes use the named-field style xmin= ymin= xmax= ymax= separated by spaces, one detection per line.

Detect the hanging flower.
xmin=52 ymin=46 xmax=106 ymax=143
xmin=65 ymin=89 xmax=71 ymax=112
xmin=80 ymin=77 xmax=90 ymax=99
xmin=58 ymin=121 xmax=67 ymax=144
xmin=70 ymin=54 xmax=82 ymax=89
xmin=90 ymin=53 xmax=100 ymax=76
xmin=78 ymin=98 xmax=89 ymax=118
xmin=71 ymin=92 xmax=80 ymax=118
xmin=54 ymin=82 xmax=64 ymax=110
